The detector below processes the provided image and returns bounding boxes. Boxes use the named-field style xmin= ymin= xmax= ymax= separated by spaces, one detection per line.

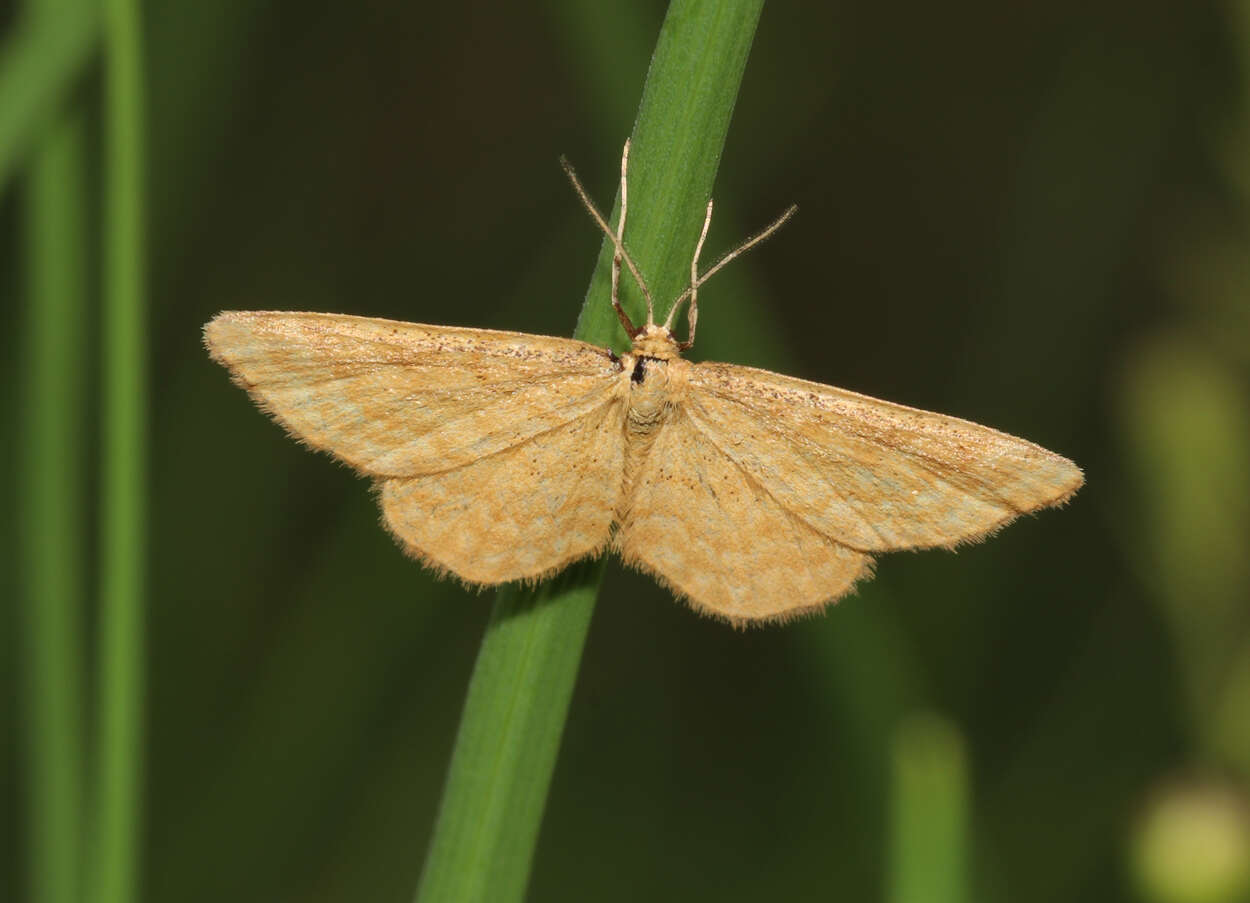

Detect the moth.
xmin=205 ymin=141 xmax=1083 ymax=625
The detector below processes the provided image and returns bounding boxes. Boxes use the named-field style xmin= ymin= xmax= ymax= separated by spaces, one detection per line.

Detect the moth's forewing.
xmin=205 ymin=311 xmax=620 ymax=476
xmin=685 ymin=361 xmax=1083 ymax=552
xmin=206 ymin=310 xmax=626 ymax=584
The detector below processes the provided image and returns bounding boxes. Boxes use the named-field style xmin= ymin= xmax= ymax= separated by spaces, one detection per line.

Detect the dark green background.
xmin=5 ymin=1 xmax=1250 ymax=901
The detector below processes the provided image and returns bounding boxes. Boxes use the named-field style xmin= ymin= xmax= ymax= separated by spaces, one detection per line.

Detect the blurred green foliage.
xmin=890 ymin=713 xmax=969 ymax=903
xmin=5 ymin=1 xmax=1250 ymax=901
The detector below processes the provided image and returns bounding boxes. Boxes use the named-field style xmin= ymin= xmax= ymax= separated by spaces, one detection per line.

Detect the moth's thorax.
xmin=622 ymin=348 xmax=687 ymax=428
xmin=619 ymin=351 xmax=689 ymax=515
xmin=620 ymin=325 xmax=687 ymax=436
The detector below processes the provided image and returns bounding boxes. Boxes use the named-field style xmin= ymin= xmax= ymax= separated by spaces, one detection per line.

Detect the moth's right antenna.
xmin=666 ymin=204 xmax=799 ymax=344
xmin=561 ymin=144 xmax=654 ymax=338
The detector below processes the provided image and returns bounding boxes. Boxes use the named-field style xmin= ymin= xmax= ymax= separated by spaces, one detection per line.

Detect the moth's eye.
xmin=631 ymin=357 xmax=648 ymax=385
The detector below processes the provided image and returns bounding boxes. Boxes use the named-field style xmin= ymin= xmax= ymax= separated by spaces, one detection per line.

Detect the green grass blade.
xmin=90 ymin=0 xmax=147 ymax=899
xmin=414 ymin=2 xmax=766 ymax=901
xmin=890 ymin=713 xmax=971 ymax=903
xmin=0 ymin=8 xmax=99 ymax=196
xmin=414 ymin=563 xmax=604 ymax=903
xmin=574 ymin=2 xmax=769 ymax=338
xmin=21 ymin=101 xmax=89 ymax=903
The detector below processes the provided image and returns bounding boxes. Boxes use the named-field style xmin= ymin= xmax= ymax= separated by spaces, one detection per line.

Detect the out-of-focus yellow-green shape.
xmin=1120 ymin=336 xmax=1250 ymax=731
xmin=890 ymin=712 xmax=969 ymax=903
xmin=1132 ymin=780 xmax=1250 ymax=903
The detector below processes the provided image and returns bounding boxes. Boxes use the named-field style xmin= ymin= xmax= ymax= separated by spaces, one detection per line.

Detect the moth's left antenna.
xmin=561 ymin=146 xmax=653 ymax=338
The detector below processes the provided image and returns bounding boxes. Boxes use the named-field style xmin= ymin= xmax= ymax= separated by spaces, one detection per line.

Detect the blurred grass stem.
xmin=21 ymin=60 xmax=89 ymax=903
xmin=0 ymin=5 xmax=99 ymax=195
xmin=890 ymin=713 xmax=971 ymax=903
xmin=89 ymin=0 xmax=147 ymax=899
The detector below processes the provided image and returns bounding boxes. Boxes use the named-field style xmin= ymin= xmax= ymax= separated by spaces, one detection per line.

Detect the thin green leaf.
xmin=21 ymin=102 xmax=89 ymax=903
xmin=414 ymin=2 xmax=766 ymax=902
xmin=0 ymin=8 xmax=99 ymax=196
xmin=89 ymin=0 xmax=147 ymax=899
xmin=890 ymin=713 xmax=971 ymax=903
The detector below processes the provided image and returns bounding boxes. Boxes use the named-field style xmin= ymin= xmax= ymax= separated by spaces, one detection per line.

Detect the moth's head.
xmin=631 ymin=323 xmax=682 ymax=360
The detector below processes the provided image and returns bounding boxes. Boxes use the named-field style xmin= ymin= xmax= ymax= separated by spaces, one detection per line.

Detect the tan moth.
xmin=205 ymin=141 xmax=1083 ymax=625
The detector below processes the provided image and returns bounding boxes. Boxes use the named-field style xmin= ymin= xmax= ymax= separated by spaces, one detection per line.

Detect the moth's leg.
xmin=666 ymin=198 xmax=714 ymax=348
xmin=684 ymin=199 xmax=714 ymax=349
xmin=612 ymin=139 xmax=639 ymax=329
